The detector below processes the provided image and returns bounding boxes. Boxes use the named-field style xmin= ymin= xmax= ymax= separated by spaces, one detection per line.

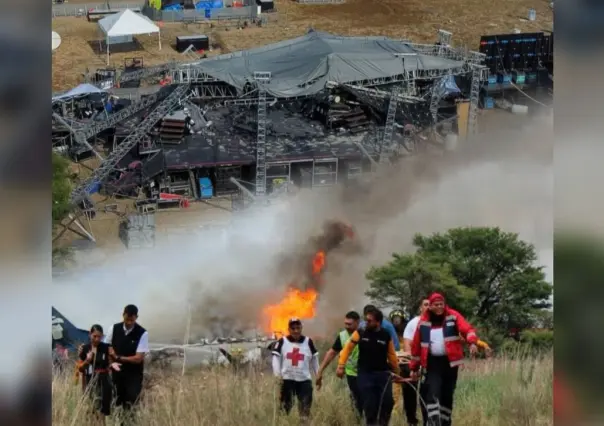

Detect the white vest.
xmin=280 ymin=337 xmax=313 ymax=382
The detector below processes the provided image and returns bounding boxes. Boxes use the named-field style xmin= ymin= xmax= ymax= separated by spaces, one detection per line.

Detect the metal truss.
xmin=253 ymin=72 xmax=271 ymax=197
xmin=75 ymin=89 xmax=168 ymax=142
xmin=221 ymin=92 xmax=316 ymax=106
xmin=404 ymin=43 xmax=486 ymax=66
xmin=380 ymin=85 xmax=400 ymax=164
xmin=52 ymin=113 xmax=102 ymax=160
xmin=429 ymin=77 xmax=445 ymax=123
xmin=93 ymin=62 xmax=178 ymax=89
xmin=169 ymin=66 xmax=221 ymax=84
xmin=190 ymin=84 xmax=238 ymax=99
xmin=70 ymin=85 xmax=190 ymax=205
xmin=438 ymin=30 xmax=453 ymax=47
xmin=468 ymin=66 xmax=489 ymax=137
xmin=344 ymin=84 xmax=423 ymax=103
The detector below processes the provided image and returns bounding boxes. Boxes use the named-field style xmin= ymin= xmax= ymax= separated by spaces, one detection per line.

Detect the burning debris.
xmin=262 ymin=219 xmax=356 ymax=338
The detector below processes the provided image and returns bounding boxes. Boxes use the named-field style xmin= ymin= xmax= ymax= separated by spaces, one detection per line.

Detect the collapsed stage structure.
xmin=52 ymin=30 xmax=488 ymax=218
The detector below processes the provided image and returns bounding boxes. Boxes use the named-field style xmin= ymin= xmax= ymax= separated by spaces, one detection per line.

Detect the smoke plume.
xmin=53 ymin=110 xmax=552 ymax=343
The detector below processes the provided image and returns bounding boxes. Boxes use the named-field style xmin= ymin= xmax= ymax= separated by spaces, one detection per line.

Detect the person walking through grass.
xmin=409 ymin=293 xmax=479 ymax=426
xmin=104 ymin=304 xmax=149 ymax=424
xmin=390 ymin=309 xmax=420 ymax=426
xmin=315 ymin=310 xmax=363 ymax=418
xmin=78 ymin=324 xmax=121 ymax=424
xmin=272 ymin=318 xmax=319 ymax=425
xmin=337 ymin=307 xmax=400 ymax=426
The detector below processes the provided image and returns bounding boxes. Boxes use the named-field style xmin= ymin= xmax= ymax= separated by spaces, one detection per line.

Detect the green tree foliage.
xmin=366 ymin=227 xmax=552 ymax=339
xmin=52 ymin=152 xmax=73 ymax=266
xmin=52 ymin=152 xmax=72 ymax=224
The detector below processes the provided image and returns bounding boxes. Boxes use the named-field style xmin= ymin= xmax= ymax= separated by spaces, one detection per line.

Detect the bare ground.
xmin=52 ymin=0 xmax=553 ymax=91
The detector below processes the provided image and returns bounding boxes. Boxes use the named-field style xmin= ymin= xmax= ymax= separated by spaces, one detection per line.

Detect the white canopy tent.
xmin=97 ymin=9 xmax=161 ymax=65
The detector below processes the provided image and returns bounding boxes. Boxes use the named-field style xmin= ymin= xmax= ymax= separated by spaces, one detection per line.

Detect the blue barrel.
xmin=205 ymin=8 xmax=211 ymax=17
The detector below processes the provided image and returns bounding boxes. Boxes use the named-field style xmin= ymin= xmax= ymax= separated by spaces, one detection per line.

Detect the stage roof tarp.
xmin=98 ymin=9 xmax=159 ymax=37
xmin=190 ymin=31 xmax=466 ymax=98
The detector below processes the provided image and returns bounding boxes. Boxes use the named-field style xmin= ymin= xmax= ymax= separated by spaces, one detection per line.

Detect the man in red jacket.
xmin=409 ymin=292 xmax=479 ymax=426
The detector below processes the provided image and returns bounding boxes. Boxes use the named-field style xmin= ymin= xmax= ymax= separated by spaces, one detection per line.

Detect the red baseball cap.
xmin=428 ymin=292 xmax=445 ymax=304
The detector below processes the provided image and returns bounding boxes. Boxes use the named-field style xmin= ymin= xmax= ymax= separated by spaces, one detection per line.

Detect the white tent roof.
xmin=98 ymin=9 xmax=159 ymax=38
xmin=52 ymin=84 xmax=106 ymax=102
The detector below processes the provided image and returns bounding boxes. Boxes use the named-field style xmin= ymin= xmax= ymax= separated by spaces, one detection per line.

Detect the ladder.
xmin=468 ymin=66 xmax=486 ymax=136
xmin=70 ymin=84 xmax=190 ymax=205
xmin=379 ymin=85 xmax=400 ymax=164
xmin=254 ymin=72 xmax=271 ymax=197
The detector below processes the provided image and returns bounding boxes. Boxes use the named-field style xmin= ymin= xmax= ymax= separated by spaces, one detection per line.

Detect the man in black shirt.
xmin=337 ymin=307 xmax=399 ymax=425
xmin=104 ymin=304 xmax=149 ymax=419
xmin=316 ymin=311 xmax=363 ymax=417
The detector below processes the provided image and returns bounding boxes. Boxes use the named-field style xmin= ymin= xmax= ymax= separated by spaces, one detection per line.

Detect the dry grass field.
xmin=52 ymin=0 xmax=553 ymax=91
xmin=52 ymin=353 xmax=553 ymax=425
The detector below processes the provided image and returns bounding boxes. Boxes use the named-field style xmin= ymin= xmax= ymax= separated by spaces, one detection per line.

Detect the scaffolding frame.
xmin=468 ymin=65 xmax=489 ymax=136
xmin=70 ymin=85 xmax=190 ymax=205
xmin=379 ymin=84 xmax=401 ymax=164
xmin=312 ymin=158 xmax=339 ymax=187
xmin=253 ymin=71 xmax=271 ymax=197
xmin=266 ymin=163 xmax=291 ymax=195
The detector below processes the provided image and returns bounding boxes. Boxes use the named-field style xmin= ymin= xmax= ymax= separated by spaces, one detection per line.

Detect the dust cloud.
xmin=53 ymin=110 xmax=552 ymax=343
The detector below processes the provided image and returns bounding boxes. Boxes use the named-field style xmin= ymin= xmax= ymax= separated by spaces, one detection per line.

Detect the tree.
xmin=365 ymin=254 xmax=476 ymax=319
xmin=52 ymin=152 xmax=73 ymax=265
xmin=52 ymin=152 xmax=72 ymax=224
xmin=366 ymin=227 xmax=552 ymax=336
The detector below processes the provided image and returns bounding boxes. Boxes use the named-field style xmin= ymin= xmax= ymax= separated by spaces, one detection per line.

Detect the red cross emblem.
xmin=286 ymin=347 xmax=305 ymax=366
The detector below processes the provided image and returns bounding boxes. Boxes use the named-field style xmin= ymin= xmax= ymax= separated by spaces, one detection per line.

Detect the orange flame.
xmin=263 ymin=287 xmax=318 ymax=338
xmin=312 ymin=250 xmax=326 ymax=277
xmin=263 ymin=250 xmax=327 ymax=338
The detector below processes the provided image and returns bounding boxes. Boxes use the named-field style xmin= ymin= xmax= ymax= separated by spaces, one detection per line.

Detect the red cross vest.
xmin=409 ymin=307 xmax=478 ymax=371
xmin=279 ymin=336 xmax=313 ymax=381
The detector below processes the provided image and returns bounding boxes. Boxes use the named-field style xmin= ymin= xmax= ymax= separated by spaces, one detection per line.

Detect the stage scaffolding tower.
xmin=380 ymin=85 xmax=401 ymax=164
xmin=429 ymin=77 xmax=444 ymax=124
xmin=468 ymin=65 xmax=488 ymax=136
xmin=254 ymin=71 xmax=271 ymax=197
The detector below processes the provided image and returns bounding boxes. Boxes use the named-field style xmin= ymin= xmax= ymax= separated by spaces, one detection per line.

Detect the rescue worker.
xmin=390 ymin=310 xmax=419 ymax=425
xmin=338 ymin=307 xmax=399 ymax=426
xmin=104 ymin=304 xmax=150 ymax=422
xmin=78 ymin=324 xmax=120 ymax=422
xmin=315 ymin=311 xmax=363 ymax=417
xmin=272 ymin=318 xmax=320 ymax=424
xmin=409 ymin=293 xmax=479 ymax=426
xmin=359 ymin=304 xmax=400 ymax=351
xmin=406 ymin=299 xmax=491 ymax=359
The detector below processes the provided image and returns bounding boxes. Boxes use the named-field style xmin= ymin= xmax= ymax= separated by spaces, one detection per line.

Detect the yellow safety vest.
xmin=339 ymin=330 xmax=359 ymax=377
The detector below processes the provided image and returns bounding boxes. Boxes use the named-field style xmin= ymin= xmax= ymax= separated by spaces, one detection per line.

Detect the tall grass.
xmin=53 ymin=353 xmax=552 ymax=426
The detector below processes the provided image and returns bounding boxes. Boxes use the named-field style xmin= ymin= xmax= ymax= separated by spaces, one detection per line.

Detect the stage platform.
xmin=162 ymin=105 xmax=383 ymax=169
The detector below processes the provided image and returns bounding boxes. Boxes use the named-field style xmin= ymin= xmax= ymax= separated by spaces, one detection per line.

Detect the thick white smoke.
xmin=53 ymin=110 xmax=553 ymax=342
